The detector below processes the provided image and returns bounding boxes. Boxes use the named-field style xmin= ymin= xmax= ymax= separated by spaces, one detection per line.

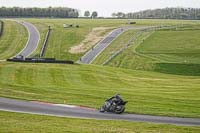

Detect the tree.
xmin=91 ymin=11 xmax=98 ymax=18
xmin=126 ymin=13 xmax=131 ymax=18
xmin=116 ymin=12 xmax=125 ymax=18
xmin=111 ymin=13 xmax=116 ymax=18
xmin=84 ymin=11 xmax=90 ymax=17
xmin=120 ymin=7 xmax=200 ymax=20
xmin=0 ymin=7 xmax=79 ymax=18
xmin=197 ymin=13 xmax=200 ymax=19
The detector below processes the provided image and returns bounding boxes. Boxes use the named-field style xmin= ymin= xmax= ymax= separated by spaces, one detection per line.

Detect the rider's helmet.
xmin=115 ymin=94 xmax=122 ymax=100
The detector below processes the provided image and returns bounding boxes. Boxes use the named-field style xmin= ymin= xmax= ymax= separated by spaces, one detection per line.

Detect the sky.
xmin=0 ymin=0 xmax=200 ymax=17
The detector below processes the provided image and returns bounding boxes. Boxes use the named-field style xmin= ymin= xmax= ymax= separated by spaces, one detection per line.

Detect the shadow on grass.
xmin=154 ymin=63 xmax=200 ymax=76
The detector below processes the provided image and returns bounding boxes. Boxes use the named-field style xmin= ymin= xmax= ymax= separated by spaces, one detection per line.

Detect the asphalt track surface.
xmin=15 ymin=21 xmax=40 ymax=58
xmin=0 ymin=97 xmax=200 ymax=126
xmin=78 ymin=26 xmax=152 ymax=64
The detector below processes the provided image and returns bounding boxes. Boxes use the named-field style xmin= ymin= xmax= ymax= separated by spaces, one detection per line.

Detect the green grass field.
xmin=1 ymin=111 xmax=199 ymax=133
xmin=1 ymin=19 xmax=200 ymax=130
xmin=0 ymin=20 xmax=28 ymax=60
xmin=93 ymin=30 xmax=137 ymax=64
xmin=105 ymin=24 xmax=200 ymax=76
xmin=0 ymin=62 xmax=200 ymax=118
xmin=136 ymin=28 xmax=200 ymax=62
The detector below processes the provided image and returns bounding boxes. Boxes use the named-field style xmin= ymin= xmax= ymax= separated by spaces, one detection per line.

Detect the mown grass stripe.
xmin=0 ymin=62 xmax=199 ymax=118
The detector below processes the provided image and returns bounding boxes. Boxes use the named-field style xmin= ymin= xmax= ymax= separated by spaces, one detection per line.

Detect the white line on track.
xmin=54 ymin=104 xmax=77 ymax=108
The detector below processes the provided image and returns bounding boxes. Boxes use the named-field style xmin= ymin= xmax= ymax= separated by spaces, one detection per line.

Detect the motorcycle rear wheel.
xmin=114 ymin=106 xmax=125 ymax=114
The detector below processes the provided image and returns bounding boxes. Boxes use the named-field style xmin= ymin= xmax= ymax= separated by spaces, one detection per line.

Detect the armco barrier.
xmin=25 ymin=58 xmax=55 ymax=61
xmin=40 ymin=27 xmax=51 ymax=57
xmin=0 ymin=20 xmax=4 ymax=37
xmin=7 ymin=58 xmax=74 ymax=64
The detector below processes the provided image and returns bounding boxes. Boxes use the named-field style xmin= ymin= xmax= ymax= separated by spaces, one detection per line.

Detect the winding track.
xmin=78 ymin=26 xmax=152 ymax=64
xmin=0 ymin=97 xmax=200 ymax=126
xmin=15 ymin=21 xmax=40 ymax=58
xmin=2 ymin=24 xmax=200 ymax=126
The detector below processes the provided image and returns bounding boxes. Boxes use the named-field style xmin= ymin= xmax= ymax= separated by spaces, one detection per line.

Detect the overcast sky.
xmin=0 ymin=0 xmax=200 ymax=17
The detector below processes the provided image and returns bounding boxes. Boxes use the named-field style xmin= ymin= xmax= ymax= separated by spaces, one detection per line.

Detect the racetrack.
xmin=2 ymin=23 xmax=199 ymax=127
xmin=15 ymin=21 xmax=40 ymax=58
xmin=0 ymin=97 xmax=199 ymax=126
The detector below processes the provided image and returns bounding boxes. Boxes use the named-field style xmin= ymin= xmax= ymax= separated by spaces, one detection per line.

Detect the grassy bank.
xmin=93 ymin=30 xmax=137 ymax=65
xmin=93 ymin=28 xmax=154 ymax=65
xmin=105 ymin=25 xmax=200 ymax=76
xmin=136 ymin=28 xmax=200 ymax=63
xmin=0 ymin=111 xmax=200 ymax=133
xmin=0 ymin=62 xmax=200 ymax=118
xmin=0 ymin=20 xmax=28 ymax=59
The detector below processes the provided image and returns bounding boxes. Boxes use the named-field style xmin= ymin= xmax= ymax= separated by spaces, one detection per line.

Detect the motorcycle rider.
xmin=100 ymin=94 xmax=127 ymax=113
xmin=108 ymin=94 xmax=123 ymax=106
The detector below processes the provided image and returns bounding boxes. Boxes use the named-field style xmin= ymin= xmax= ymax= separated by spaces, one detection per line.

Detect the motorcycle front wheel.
xmin=99 ymin=105 xmax=105 ymax=112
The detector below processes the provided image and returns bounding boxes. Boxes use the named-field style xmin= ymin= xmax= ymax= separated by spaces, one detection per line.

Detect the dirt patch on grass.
xmin=69 ymin=27 xmax=115 ymax=54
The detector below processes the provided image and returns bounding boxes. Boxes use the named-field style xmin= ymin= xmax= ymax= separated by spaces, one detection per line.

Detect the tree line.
xmin=112 ymin=8 xmax=200 ymax=20
xmin=84 ymin=11 xmax=98 ymax=18
xmin=0 ymin=7 xmax=79 ymax=18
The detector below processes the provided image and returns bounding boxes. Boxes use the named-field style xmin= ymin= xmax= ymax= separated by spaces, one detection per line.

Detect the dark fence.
xmin=40 ymin=27 xmax=51 ymax=57
xmin=0 ymin=20 xmax=4 ymax=37
xmin=7 ymin=58 xmax=74 ymax=64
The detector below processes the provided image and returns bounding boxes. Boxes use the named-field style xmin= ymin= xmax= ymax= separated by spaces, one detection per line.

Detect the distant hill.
xmin=0 ymin=7 xmax=79 ymax=18
xmin=112 ymin=7 xmax=200 ymax=20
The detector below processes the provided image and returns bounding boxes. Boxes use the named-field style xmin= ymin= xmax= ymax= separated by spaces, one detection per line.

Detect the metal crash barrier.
xmin=7 ymin=58 xmax=74 ymax=64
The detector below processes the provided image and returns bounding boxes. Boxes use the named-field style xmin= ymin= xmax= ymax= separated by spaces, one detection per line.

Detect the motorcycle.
xmin=99 ymin=95 xmax=128 ymax=114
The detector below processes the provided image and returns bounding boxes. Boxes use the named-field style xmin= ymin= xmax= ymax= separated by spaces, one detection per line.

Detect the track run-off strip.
xmin=0 ymin=97 xmax=199 ymax=126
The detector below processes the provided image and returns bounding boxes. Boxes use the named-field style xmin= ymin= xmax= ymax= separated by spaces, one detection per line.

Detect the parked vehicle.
xmin=99 ymin=94 xmax=128 ymax=114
